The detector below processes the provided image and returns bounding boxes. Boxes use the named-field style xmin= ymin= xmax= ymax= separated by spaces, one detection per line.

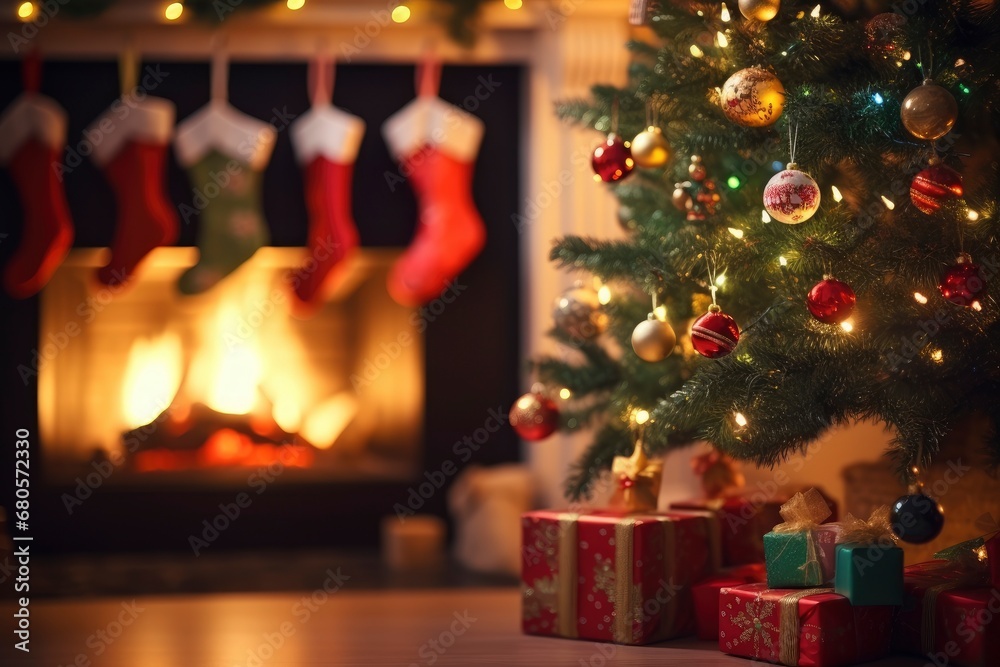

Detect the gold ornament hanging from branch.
xmin=720 ymin=67 xmax=785 ymax=127
xmin=900 ymin=80 xmax=958 ymax=141
xmin=738 ymin=0 xmax=780 ymax=22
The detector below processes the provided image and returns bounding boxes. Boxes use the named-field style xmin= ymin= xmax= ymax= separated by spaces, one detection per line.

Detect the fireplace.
xmin=39 ymin=247 xmax=423 ymax=485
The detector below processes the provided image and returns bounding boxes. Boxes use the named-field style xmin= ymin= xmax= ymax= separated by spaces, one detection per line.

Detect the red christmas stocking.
xmin=0 ymin=56 xmax=74 ymax=299
xmin=88 ymin=97 xmax=179 ymax=286
xmin=288 ymin=55 xmax=365 ymax=312
xmin=382 ymin=58 xmax=486 ymax=307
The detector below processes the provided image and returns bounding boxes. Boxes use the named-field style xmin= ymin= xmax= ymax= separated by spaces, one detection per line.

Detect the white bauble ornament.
xmin=763 ymin=163 xmax=821 ymax=224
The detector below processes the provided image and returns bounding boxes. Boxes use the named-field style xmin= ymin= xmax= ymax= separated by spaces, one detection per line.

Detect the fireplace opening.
xmin=39 ymin=247 xmax=423 ymax=486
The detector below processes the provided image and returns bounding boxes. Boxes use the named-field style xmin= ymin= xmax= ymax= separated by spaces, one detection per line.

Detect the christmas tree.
xmin=524 ymin=0 xmax=1000 ymax=501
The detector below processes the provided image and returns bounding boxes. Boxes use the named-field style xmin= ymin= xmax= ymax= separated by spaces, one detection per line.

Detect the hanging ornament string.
xmin=612 ymin=95 xmax=620 ymax=135
xmin=706 ymin=253 xmax=720 ymax=307
xmin=788 ymin=122 xmax=799 ymax=166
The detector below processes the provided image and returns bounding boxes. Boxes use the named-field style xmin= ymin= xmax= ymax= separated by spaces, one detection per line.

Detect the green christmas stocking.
xmin=178 ymin=150 xmax=269 ymax=294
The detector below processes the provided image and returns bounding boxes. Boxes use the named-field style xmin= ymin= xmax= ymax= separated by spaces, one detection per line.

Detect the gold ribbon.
xmin=609 ymin=439 xmax=663 ymax=513
xmin=772 ymin=489 xmax=832 ymax=583
xmin=921 ymin=581 xmax=966 ymax=655
xmin=839 ymin=505 xmax=895 ymax=546
xmin=661 ymin=517 xmax=678 ymax=640
xmin=778 ymin=588 xmax=833 ymax=666
xmin=556 ymin=513 xmax=579 ymax=638
xmin=614 ymin=517 xmax=636 ymax=643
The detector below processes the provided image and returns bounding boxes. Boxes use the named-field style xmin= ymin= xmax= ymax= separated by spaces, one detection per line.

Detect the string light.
xmin=559 ymin=387 xmax=572 ymax=399
xmin=967 ymin=209 xmax=980 ymax=221
xmin=286 ymin=0 xmax=305 ymax=9
xmin=778 ymin=256 xmax=788 ymax=267
xmin=504 ymin=0 xmax=523 ymax=8
xmin=632 ymin=409 xmax=650 ymax=425
xmin=720 ymin=2 xmax=731 ymax=21
xmin=690 ymin=44 xmax=705 ymax=58
xmin=761 ymin=210 xmax=772 ymax=223
xmin=972 ymin=300 xmax=983 ymax=311
xmin=881 ymin=195 xmax=895 ymax=210
xmin=16 ymin=1 xmax=35 ymax=20
xmin=717 ymin=31 xmax=729 ymax=48
xmin=840 ymin=319 xmax=854 ymax=332
xmin=929 ymin=348 xmax=944 ymax=363
xmin=810 ymin=4 xmax=821 ymax=17
xmin=913 ymin=292 xmax=928 ymax=304
xmin=959 ymin=84 xmax=971 ymax=95
xmin=715 ymin=272 xmax=727 ymax=287
xmin=653 ymin=304 xmax=668 ymax=321
xmin=727 ymin=175 xmax=741 ymax=189
xmin=164 ymin=2 xmax=183 ymax=20
xmin=733 ymin=412 xmax=748 ymax=428
xmin=391 ymin=4 xmax=410 ymax=22
xmin=872 ymin=92 xmax=884 ymax=105
xmin=831 ymin=185 xmax=843 ymax=203
xmin=727 ymin=227 xmax=744 ymax=239
xmin=597 ymin=284 xmax=612 ymax=305
xmin=902 ymin=51 xmax=911 ymax=61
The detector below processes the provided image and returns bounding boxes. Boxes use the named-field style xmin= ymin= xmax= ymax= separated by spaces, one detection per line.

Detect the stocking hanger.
xmin=119 ymin=36 xmax=138 ymax=97
xmin=210 ymin=32 xmax=230 ymax=104
xmin=415 ymin=44 xmax=441 ymax=98
xmin=308 ymin=42 xmax=335 ymax=107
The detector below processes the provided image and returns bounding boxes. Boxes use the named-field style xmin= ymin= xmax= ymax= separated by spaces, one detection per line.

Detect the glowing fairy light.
xmin=597 ymin=284 xmax=612 ymax=305
xmin=831 ymin=185 xmax=843 ymax=202
xmin=391 ymin=4 xmax=410 ymax=22
xmin=504 ymin=0 xmax=523 ymax=8
xmin=286 ymin=0 xmax=305 ymax=9
xmin=717 ymin=31 xmax=729 ymax=48
xmin=778 ymin=256 xmax=788 ymax=267
xmin=762 ymin=210 xmax=772 ymax=223
xmin=913 ymin=292 xmax=928 ymax=304
xmin=727 ymin=227 xmax=744 ymax=239
xmin=559 ymin=387 xmax=572 ymax=399
xmin=972 ymin=300 xmax=983 ymax=311
xmin=881 ymin=195 xmax=895 ymax=210
xmin=653 ymin=304 xmax=668 ymax=321
xmin=930 ymin=348 xmax=944 ymax=363
xmin=690 ymin=44 xmax=704 ymax=58
xmin=872 ymin=92 xmax=884 ymax=105
xmin=164 ymin=2 xmax=183 ymax=20
xmin=715 ymin=272 xmax=727 ymax=287
xmin=17 ymin=2 xmax=35 ymax=20
xmin=720 ymin=2 xmax=731 ymax=21
xmin=632 ymin=409 xmax=650 ymax=425
xmin=967 ymin=209 xmax=980 ymax=221
xmin=840 ymin=319 xmax=854 ymax=332
xmin=734 ymin=412 xmax=748 ymax=428
xmin=810 ymin=4 xmax=821 ymax=17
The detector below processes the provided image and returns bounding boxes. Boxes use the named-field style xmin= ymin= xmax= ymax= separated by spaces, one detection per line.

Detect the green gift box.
xmin=834 ymin=542 xmax=904 ymax=606
xmin=763 ymin=526 xmax=839 ymax=587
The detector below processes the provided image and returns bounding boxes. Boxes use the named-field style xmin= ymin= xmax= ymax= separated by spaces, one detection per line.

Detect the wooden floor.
xmin=2 ymin=588 xmax=927 ymax=666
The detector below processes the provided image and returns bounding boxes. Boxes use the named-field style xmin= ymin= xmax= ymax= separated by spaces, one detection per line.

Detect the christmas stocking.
xmin=381 ymin=58 xmax=486 ymax=307
xmin=288 ymin=54 xmax=365 ymax=312
xmin=173 ymin=51 xmax=276 ymax=295
xmin=0 ymin=54 xmax=74 ymax=299
xmin=88 ymin=95 xmax=179 ymax=286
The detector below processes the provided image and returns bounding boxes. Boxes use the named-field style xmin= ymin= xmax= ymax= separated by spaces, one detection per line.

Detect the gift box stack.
xmin=892 ymin=531 xmax=1000 ymax=667
xmin=521 ymin=440 xmax=723 ymax=644
xmin=719 ymin=488 xmax=904 ymax=666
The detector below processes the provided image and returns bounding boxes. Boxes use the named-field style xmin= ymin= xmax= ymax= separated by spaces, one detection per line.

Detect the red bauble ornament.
xmin=939 ymin=254 xmax=986 ymax=307
xmin=591 ymin=134 xmax=634 ymax=183
xmin=691 ymin=305 xmax=740 ymax=358
xmin=509 ymin=392 xmax=560 ymax=440
xmin=910 ymin=163 xmax=963 ymax=215
xmin=807 ymin=277 xmax=857 ymax=324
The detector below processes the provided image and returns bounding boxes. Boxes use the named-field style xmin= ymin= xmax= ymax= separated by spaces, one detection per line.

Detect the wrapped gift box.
xmin=719 ymin=583 xmax=894 ymax=666
xmin=834 ymin=542 xmax=903 ymax=606
xmin=764 ymin=524 xmax=841 ymax=588
xmin=893 ymin=561 xmax=1000 ymax=667
xmin=692 ymin=563 xmax=766 ymax=640
xmin=521 ymin=509 xmax=714 ymax=644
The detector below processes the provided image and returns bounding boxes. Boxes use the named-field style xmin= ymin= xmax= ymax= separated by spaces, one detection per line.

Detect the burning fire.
xmin=120 ymin=332 xmax=183 ymax=430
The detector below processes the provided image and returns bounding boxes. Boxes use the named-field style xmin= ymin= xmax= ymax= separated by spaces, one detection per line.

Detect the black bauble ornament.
xmin=890 ymin=492 xmax=944 ymax=544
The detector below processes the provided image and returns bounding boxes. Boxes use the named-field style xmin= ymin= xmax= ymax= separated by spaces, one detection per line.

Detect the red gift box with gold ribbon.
xmin=718 ymin=583 xmax=893 ymax=666
xmin=892 ymin=539 xmax=1000 ymax=667
xmin=692 ymin=563 xmax=767 ymax=640
xmin=521 ymin=509 xmax=717 ymax=644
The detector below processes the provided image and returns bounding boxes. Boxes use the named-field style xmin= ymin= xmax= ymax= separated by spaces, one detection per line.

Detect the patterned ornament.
xmin=864 ymin=13 xmax=907 ymax=59
xmin=910 ymin=163 xmax=963 ymax=214
xmin=631 ymin=313 xmax=677 ymax=362
xmin=807 ymin=277 xmax=856 ymax=324
xmin=890 ymin=492 xmax=944 ymax=544
xmin=721 ymin=67 xmax=785 ymax=128
xmin=509 ymin=391 xmax=560 ymax=441
xmin=738 ymin=0 xmax=780 ymax=21
xmin=691 ymin=304 xmax=740 ymax=359
xmin=901 ymin=80 xmax=958 ymax=141
xmin=592 ymin=134 xmax=634 ymax=183
xmin=763 ymin=163 xmax=821 ymax=224
xmin=673 ymin=155 xmax=721 ymax=221
xmin=553 ymin=283 xmax=608 ymax=340
xmin=939 ymin=253 xmax=986 ymax=308
xmin=630 ymin=126 xmax=670 ymax=168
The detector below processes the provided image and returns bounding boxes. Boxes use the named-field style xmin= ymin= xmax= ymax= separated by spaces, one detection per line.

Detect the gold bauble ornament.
xmin=629 ymin=126 xmax=670 ymax=168
xmin=552 ymin=283 xmax=608 ymax=341
xmin=738 ymin=0 xmax=780 ymax=21
xmin=631 ymin=314 xmax=677 ymax=362
xmin=900 ymin=80 xmax=958 ymax=141
xmin=721 ymin=67 xmax=785 ymax=128
xmin=672 ymin=187 xmax=692 ymax=212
